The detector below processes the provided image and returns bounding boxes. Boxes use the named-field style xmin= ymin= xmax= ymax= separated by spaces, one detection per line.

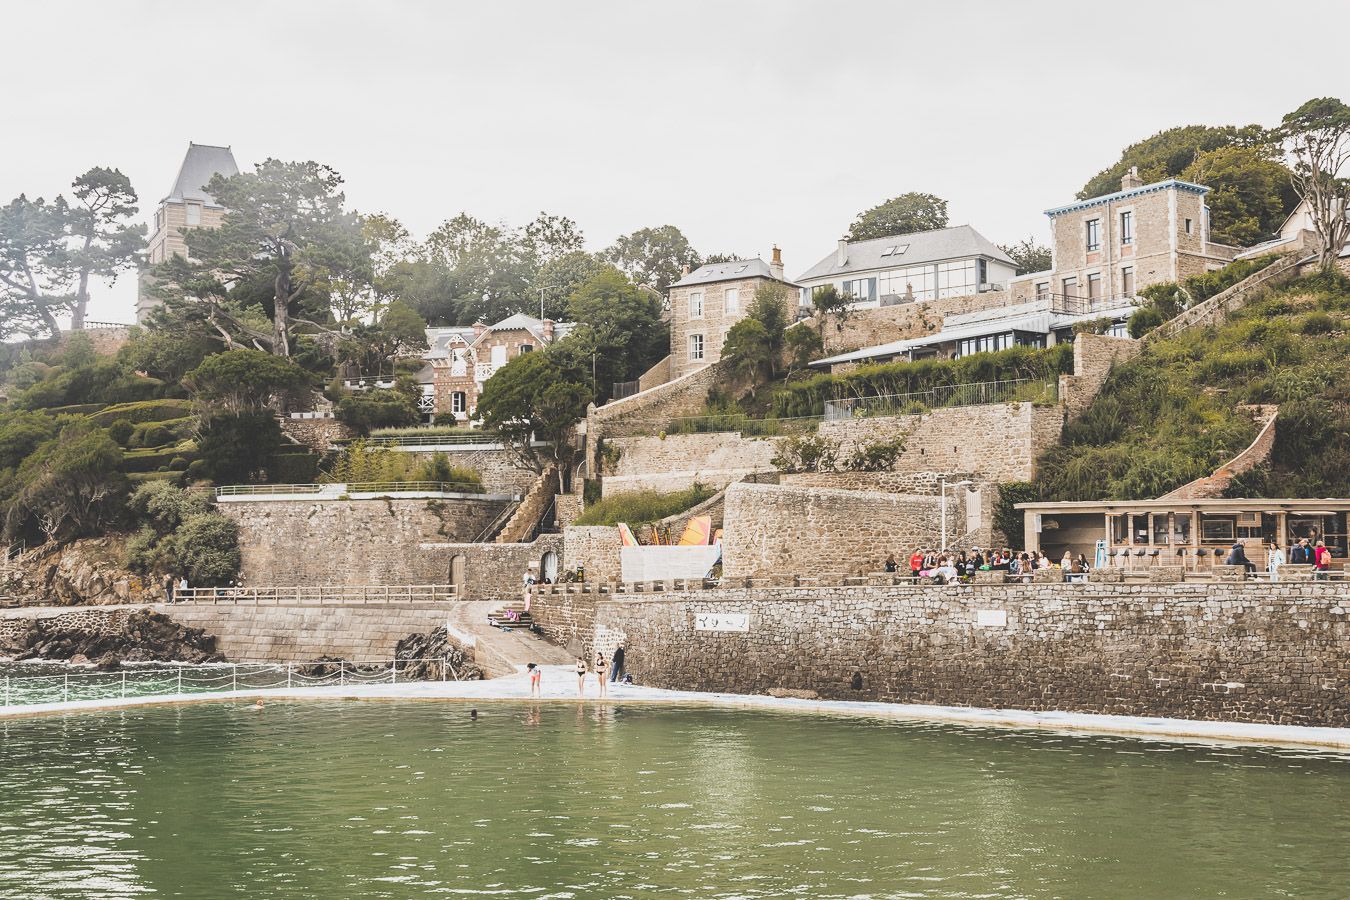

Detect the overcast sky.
xmin=4 ymin=0 xmax=1344 ymax=324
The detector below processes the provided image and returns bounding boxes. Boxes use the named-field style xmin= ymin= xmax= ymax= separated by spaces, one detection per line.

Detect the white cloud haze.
xmin=3 ymin=0 xmax=1345 ymax=323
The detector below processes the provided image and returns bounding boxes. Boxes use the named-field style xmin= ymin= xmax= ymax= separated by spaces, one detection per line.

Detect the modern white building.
xmin=795 ymin=226 xmax=1017 ymax=309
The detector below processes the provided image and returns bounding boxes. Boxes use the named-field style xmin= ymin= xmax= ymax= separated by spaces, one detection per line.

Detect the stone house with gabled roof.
xmin=415 ymin=313 xmax=575 ymax=422
xmin=668 ymin=247 xmax=798 ymax=379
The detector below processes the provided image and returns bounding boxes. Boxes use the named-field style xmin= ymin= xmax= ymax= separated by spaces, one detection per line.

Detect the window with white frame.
xmin=688 ymin=334 xmax=704 ymax=361
xmin=841 ymin=277 xmax=875 ymax=303
xmin=452 ymin=392 xmax=467 ymax=413
xmin=937 ymin=260 xmax=978 ymax=298
xmin=689 ymin=292 xmax=704 ymax=319
xmin=878 ymin=265 xmax=934 ymax=300
xmin=724 ymin=288 xmax=739 ymax=315
xmin=1119 ymin=210 xmax=1134 ymax=245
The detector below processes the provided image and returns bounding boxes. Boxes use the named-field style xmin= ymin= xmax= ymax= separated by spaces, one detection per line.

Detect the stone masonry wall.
xmin=721 ymin=482 xmax=965 ymax=577
xmin=603 ymin=432 xmax=776 ymax=495
xmin=220 ymin=497 xmax=508 ymax=586
xmin=545 ymin=581 xmax=1350 ymax=727
xmin=563 ymin=526 xmax=623 ymax=583
xmin=802 ymin=290 xmax=1012 ymax=355
xmin=421 ymin=535 xmax=563 ymax=602
xmin=1057 ymin=332 xmax=1140 ymax=423
xmin=399 ymin=447 xmax=537 ymax=495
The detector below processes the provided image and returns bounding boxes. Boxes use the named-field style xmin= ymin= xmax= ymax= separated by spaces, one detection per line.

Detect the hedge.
xmin=45 ymin=402 xmax=109 ymax=416
xmin=123 ymin=444 xmax=197 ymax=473
xmin=268 ymin=451 xmax=319 ymax=484
xmin=89 ymin=399 xmax=194 ymax=426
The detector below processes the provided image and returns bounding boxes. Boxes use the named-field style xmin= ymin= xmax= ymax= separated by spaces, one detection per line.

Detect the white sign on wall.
xmin=694 ymin=613 xmax=750 ymax=632
xmin=975 ymin=609 xmax=1008 ymax=628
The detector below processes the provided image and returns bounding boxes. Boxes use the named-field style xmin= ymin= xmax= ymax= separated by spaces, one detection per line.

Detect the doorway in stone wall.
xmin=449 ymin=554 xmax=467 ymax=591
xmin=541 ymin=551 xmax=558 ymax=583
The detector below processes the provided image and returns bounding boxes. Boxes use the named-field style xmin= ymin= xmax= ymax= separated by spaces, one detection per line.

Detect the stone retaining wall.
xmin=220 ymin=497 xmax=508 ymax=586
xmin=534 ymin=581 xmax=1350 ymax=726
xmin=421 ymin=535 xmax=563 ymax=602
xmin=602 ymin=432 xmax=776 ymax=494
xmin=400 ymin=447 xmax=537 ymax=495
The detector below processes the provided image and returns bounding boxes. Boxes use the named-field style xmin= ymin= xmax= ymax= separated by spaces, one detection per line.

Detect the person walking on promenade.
xmin=1314 ymin=541 xmax=1332 ymax=580
xmin=610 ymin=646 xmax=625 ymax=684
xmin=162 ymin=573 xmax=175 ymax=604
xmin=908 ymin=549 xmax=924 ymax=581
xmin=1267 ymin=541 xmax=1286 ymax=583
xmin=575 ymin=657 xmax=587 ymax=698
xmin=527 ymin=662 xmax=541 ymax=699
xmin=595 ymin=653 xmax=609 ymax=699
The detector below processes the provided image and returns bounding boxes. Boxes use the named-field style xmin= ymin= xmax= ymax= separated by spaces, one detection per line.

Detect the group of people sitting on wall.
xmin=886 ymin=548 xmax=1090 ymax=585
xmin=1227 ymin=538 xmax=1334 ymax=582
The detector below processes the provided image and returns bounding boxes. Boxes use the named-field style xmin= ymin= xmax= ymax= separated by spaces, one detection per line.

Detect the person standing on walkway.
xmin=575 ymin=657 xmax=587 ymax=698
xmin=162 ymin=573 xmax=175 ymax=604
xmin=527 ymin=662 xmax=541 ymax=699
xmin=595 ymin=653 xmax=609 ymax=699
xmin=1267 ymin=541 xmax=1286 ymax=583
xmin=610 ymin=646 xmax=625 ymax=684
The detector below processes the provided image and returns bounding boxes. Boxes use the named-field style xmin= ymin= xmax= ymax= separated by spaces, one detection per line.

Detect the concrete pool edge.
xmin=2 ymin=667 xmax=1349 ymax=752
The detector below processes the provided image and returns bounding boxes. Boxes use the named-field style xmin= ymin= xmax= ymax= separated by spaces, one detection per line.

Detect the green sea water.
xmin=1 ymin=700 xmax=1348 ymax=899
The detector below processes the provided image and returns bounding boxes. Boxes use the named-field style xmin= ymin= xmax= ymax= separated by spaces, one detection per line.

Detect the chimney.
xmin=769 ymin=245 xmax=784 ymax=280
xmin=542 ymin=318 xmax=554 ymax=342
xmin=1121 ymin=166 xmax=1143 ymax=191
xmin=680 ymin=263 xmax=690 ymax=277
xmin=472 ymin=321 xmax=486 ymax=342
xmin=837 ymin=238 xmax=848 ymax=267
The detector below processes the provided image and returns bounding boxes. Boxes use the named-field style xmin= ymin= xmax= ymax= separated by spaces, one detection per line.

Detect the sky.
xmin=3 ymin=0 xmax=1345 ymax=325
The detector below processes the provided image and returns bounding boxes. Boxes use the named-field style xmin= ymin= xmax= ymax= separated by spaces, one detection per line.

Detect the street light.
xmin=939 ymin=478 xmax=974 ymax=552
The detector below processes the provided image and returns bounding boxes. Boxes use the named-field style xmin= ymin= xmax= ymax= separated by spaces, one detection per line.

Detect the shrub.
xmin=1127 ymin=304 xmax=1166 ymax=338
xmin=844 ymin=436 xmax=906 ymax=472
xmin=268 ymin=451 xmax=320 ymax=484
xmin=336 ymin=390 xmax=420 ymax=434
xmin=197 ymin=410 xmax=282 ymax=484
xmin=107 ymin=419 xmax=135 ymax=446
xmin=574 ymin=484 xmax=715 ymax=527
xmin=133 ymin=422 xmax=173 ymax=448
xmin=185 ymin=459 xmax=209 ymax=481
xmin=771 ymin=434 xmax=841 ymax=473
xmin=173 ymin=514 xmax=242 ymax=586
xmin=169 ymin=456 xmax=189 ymax=471
xmin=88 ymin=399 xmax=193 ymax=427
xmin=993 ymin=481 xmax=1038 ymax=546
xmin=1300 ymin=311 xmax=1336 ymax=335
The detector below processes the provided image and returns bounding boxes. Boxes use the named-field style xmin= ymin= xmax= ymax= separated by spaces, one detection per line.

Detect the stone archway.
xmin=541 ymin=550 xmax=559 ymax=583
xmin=449 ymin=554 xmax=467 ymax=589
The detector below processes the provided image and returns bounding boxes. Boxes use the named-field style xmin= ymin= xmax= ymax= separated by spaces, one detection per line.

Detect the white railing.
xmin=474 ymin=363 xmax=497 ymax=382
xmin=172 ymin=584 xmax=462 ymax=605
xmin=0 ymin=657 xmax=472 ymax=708
xmin=214 ymin=481 xmax=499 ymax=499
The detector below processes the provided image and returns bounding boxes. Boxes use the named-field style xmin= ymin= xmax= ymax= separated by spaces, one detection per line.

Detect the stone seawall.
xmin=1 ymin=604 xmax=458 ymax=663
xmin=220 ymin=497 xmax=507 ymax=586
xmin=534 ymin=582 xmax=1350 ymax=727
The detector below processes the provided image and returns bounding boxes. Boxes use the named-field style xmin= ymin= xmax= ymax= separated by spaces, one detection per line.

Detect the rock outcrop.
xmin=395 ymin=627 xmax=483 ymax=681
xmin=0 ymin=608 xmax=223 ymax=665
xmin=3 ymin=536 xmax=156 ymax=607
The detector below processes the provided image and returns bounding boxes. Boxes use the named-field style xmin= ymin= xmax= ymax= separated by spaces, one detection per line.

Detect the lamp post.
xmin=939 ymin=478 xmax=974 ymax=552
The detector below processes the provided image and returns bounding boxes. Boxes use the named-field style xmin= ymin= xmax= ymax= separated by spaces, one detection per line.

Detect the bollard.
xmin=177 ymin=668 xmax=183 ymax=695
xmin=339 ymin=661 xmax=345 ymax=687
xmin=121 ymin=671 xmax=127 ymax=699
xmin=64 ymin=673 xmax=69 ymax=703
xmin=232 ymin=665 xmax=238 ymax=693
xmin=287 ymin=664 xmax=293 ymax=689
xmin=441 ymin=656 xmax=447 ymax=682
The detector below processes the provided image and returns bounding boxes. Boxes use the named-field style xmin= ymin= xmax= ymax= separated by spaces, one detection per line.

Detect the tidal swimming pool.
xmin=2 ymin=701 xmax=1349 ymax=899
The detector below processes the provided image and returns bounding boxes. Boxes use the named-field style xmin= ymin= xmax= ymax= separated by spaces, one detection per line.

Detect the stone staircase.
xmin=487 ymin=600 xmax=537 ymax=632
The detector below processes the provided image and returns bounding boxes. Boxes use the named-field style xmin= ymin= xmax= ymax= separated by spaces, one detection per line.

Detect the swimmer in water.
xmin=250 ymin=699 xmax=265 ymax=710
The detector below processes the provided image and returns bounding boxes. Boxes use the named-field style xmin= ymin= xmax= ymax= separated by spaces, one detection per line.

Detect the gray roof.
xmin=165 ymin=143 xmax=239 ymax=205
xmin=670 ymin=258 xmax=787 ymax=288
xmin=795 ymin=226 xmax=1014 ymax=283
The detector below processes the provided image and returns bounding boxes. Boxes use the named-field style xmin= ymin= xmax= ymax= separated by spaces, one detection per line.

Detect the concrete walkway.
xmin=3 ymin=664 xmax=1350 ymax=753
xmin=446 ymin=601 xmax=574 ymax=675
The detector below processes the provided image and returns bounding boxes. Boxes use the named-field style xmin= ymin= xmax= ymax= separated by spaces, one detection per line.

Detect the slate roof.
xmin=795 ymin=225 xmax=1014 ymax=283
xmin=670 ymin=258 xmax=791 ymax=288
xmin=165 ymin=143 xmax=240 ymax=206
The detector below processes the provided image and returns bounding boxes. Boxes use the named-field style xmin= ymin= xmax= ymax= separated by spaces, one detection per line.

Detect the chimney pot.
xmin=1121 ymin=165 xmax=1143 ymax=191
xmin=680 ymin=263 xmax=690 ymax=277
xmin=837 ymin=238 xmax=848 ymax=267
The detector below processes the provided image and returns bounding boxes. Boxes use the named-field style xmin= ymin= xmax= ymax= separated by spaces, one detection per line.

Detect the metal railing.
xmin=611 ymin=380 xmax=640 ymax=401
xmin=214 ymin=481 xmax=492 ymax=498
xmin=171 ymin=584 xmax=462 ymax=605
xmin=606 ymin=413 xmax=824 ymax=438
xmin=352 ymin=432 xmax=504 ymax=448
xmin=824 ymin=378 xmax=1058 ymax=421
xmin=1041 ymin=292 xmax=1136 ymax=316
xmin=1 ymin=657 xmax=472 ymax=709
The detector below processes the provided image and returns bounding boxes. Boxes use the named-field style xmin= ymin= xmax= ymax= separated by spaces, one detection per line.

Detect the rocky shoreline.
xmin=0 ymin=609 xmax=223 ymax=669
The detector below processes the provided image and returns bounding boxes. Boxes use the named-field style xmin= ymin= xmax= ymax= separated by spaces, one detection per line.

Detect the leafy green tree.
xmin=846 ymin=192 xmax=948 ymax=241
xmin=809 ymin=284 xmax=852 ymax=337
xmin=998 ymin=238 xmax=1053 ymax=275
xmin=784 ymin=325 xmax=824 ymax=376
xmin=195 ymin=410 xmax=282 ymax=484
xmin=335 ymin=389 xmax=420 ymax=434
xmin=337 ymin=300 xmax=428 ymax=376
xmin=601 ymin=225 xmax=701 ymax=290
xmin=562 ymin=268 xmax=668 ymax=395
xmin=117 ymin=328 xmax=217 ymax=384
xmin=2 ymin=421 xmax=128 ymax=542
xmin=421 ymin=213 xmax=534 ymax=324
xmin=475 ymin=350 xmax=591 ymax=482
xmin=1077 ymin=124 xmax=1268 ymax=199
xmin=1280 ymin=97 xmax=1350 ymax=269
xmin=168 ymin=160 xmax=371 ymax=356
xmin=721 ymin=318 xmax=774 ymax=391
xmin=531 ymin=251 xmax=610 ymax=319
xmin=0 ymin=410 xmax=61 ymax=470
xmin=173 ymin=514 xmax=242 ymax=586
xmin=183 ymin=349 xmax=311 ymax=413
xmin=65 ymin=167 xmax=145 ymax=330
xmin=1182 ymin=146 xmax=1299 ymax=245
xmin=0 ymin=194 xmax=71 ymax=339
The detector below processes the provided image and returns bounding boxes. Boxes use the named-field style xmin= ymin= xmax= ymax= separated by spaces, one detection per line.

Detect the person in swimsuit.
xmin=527 ymin=662 xmax=541 ymax=698
xmin=575 ymin=657 xmax=587 ymax=698
xmin=595 ymin=653 xmax=609 ymax=699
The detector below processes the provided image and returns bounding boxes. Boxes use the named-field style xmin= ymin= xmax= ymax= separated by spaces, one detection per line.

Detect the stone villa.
xmin=137 ymin=142 xmax=240 ymax=324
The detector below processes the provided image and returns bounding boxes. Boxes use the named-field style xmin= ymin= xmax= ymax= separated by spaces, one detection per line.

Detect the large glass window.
xmin=1120 ymin=211 xmax=1134 ymax=245
xmin=1108 ymin=321 xmax=1129 ymax=338
xmin=1173 ymin=513 xmax=1192 ymax=544
xmin=841 ymin=277 xmax=876 ymax=303
xmin=957 ymin=332 xmax=1013 ymax=357
xmin=1201 ymin=516 xmax=1236 ymax=543
xmin=724 ymin=288 xmax=739 ymax=315
xmin=936 ymin=260 xmax=978 ymax=299
xmin=1086 ymin=219 xmax=1101 ymax=251
xmin=1111 ymin=515 xmax=1128 ymax=544
xmin=1153 ymin=515 xmax=1170 ymax=545
xmin=878 ymin=265 xmax=935 ymax=301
